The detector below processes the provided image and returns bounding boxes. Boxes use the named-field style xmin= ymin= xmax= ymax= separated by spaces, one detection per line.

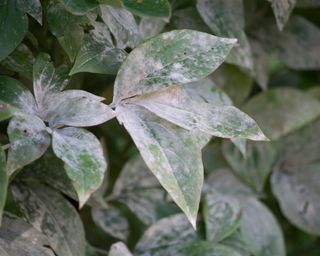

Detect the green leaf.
xmin=11 ymin=183 xmax=86 ymax=256
xmin=135 ymin=214 xmax=200 ymax=255
xmin=130 ymin=86 xmax=266 ymax=140
xmin=0 ymin=76 xmax=37 ymax=116
xmin=17 ymin=0 xmax=42 ymax=24
xmin=48 ymin=93 xmax=115 ymax=128
xmin=0 ymin=0 xmax=28 ymax=61
xmin=52 ymin=127 xmax=107 ymax=207
xmin=139 ymin=17 xmax=167 ymax=41
xmin=7 ymin=114 xmax=50 ymax=175
xmin=240 ymin=197 xmax=286 ymax=256
xmin=203 ymin=190 xmax=241 ymax=242
xmin=271 ymin=118 xmax=320 ymax=235
xmin=0 ymin=213 xmax=55 ymax=256
xmin=58 ymin=0 xmax=98 ymax=15
xmin=243 ymin=88 xmax=320 ymax=140
xmin=70 ymin=21 xmax=127 ymax=75
xmin=1 ymin=44 xmax=35 ymax=80
xmin=113 ymin=29 xmax=236 ymax=104
xmin=33 ymin=53 xmax=69 ymax=114
xmin=109 ymin=242 xmax=132 ymax=256
xmin=100 ymin=5 xmax=140 ymax=49
xmin=92 ymin=206 xmax=129 ymax=241
xmin=268 ymin=0 xmax=296 ymax=31
xmin=196 ymin=0 xmax=254 ymax=72
xmin=0 ymin=147 xmax=7 ymax=224
xmin=111 ymin=155 xmax=170 ymax=225
xmin=183 ymin=241 xmax=243 ymax=256
xmin=116 ymin=104 xmax=204 ymax=228
xmin=122 ymin=0 xmax=171 ymax=18
xmin=0 ymin=101 xmax=14 ymax=122
xmin=222 ymin=140 xmax=277 ymax=192
xmin=47 ymin=3 xmax=88 ymax=61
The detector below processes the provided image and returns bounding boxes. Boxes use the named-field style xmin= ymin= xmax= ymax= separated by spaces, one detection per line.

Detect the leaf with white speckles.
xmin=1 ymin=44 xmax=34 ymax=80
xmin=183 ymin=241 xmax=244 ymax=256
xmin=109 ymin=242 xmax=132 ymax=256
xmin=7 ymin=114 xmax=50 ymax=175
xmin=0 ymin=147 xmax=7 ymax=224
xmin=0 ymin=0 xmax=28 ymax=61
xmin=268 ymin=0 xmax=296 ymax=31
xmin=271 ymin=118 xmax=320 ymax=235
xmin=0 ymin=213 xmax=55 ymax=256
xmin=112 ymin=29 xmax=236 ymax=104
xmin=52 ymin=127 xmax=107 ymax=207
xmin=243 ymin=88 xmax=320 ymax=140
xmin=0 ymin=76 xmax=37 ymax=117
xmin=196 ymin=0 xmax=254 ymax=73
xmin=48 ymin=93 xmax=115 ymax=128
xmin=139 ymin=17 xmax=167 ymax=41
xmin=134 ymin=214 xmax=200 ymax=255
xmin=17 ymin=0 xmax=42 ymax=24
xmin=58 ymin=0 xmax=98 ymax=15
xmin=116 ymin=104 xmax=204 ymax=228
xmin=70 ymin=21 xmax=127 ymax=75
xmin=223 ymin=140 xmax=277 ymax=192
xmin=130 ymin=85 xmax=267 ymax=141
xmin=240 ymin=197 xmax=286 ymax=256
xmin=203 ymin=190 xmax=241 ymax=242
xmin=100 ymin=5 xmax=139 ymax=49
xmin=92 ymin=206 xmax=130 ymax=241
xmin=111 ymin=155 xmax=169 ymax=225
xmin=33 ymin=53 xmax=69 ymax=114
xmin=11 ymin=183 xmax=86 ymax=256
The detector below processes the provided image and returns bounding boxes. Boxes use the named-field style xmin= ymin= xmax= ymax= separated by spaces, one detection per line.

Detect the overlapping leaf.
xmin=0 ymin=147 xmax=7 ymax=224
xmin=268 ymin=0 xmax=296 ymax=30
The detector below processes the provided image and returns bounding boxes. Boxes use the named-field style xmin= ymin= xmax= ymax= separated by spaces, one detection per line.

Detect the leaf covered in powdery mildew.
xmin=17 ymin=0 xmax=43 ymax=24
xmin=109 ymin=242 xmax=133 ymax=256
xmin=0 ymin=213 xmax=55 ymax=256
xmin=196 ymin=0 xmax=254 ymax=72
xmin=116 ymin=104 xmax=204 ymax=228
xmin=52 ymin=127 xmax=107 ymax=207
xmin=11 ymin=183 xmax=86 ymax=256
xmin=130 ymin=85 xmax=267 ymax=141
xmin=0 ymin=147 xmax=8 ymax=224
xmin=112 ymin=29 xmax=236 ymax=104
xmin=7 ymin=114 xmax=50 ymax=175
xmin=268 ymin=0 xmax=296 ymax=31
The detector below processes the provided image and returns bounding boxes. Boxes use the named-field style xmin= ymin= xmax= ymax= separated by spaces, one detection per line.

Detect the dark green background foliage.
xmin=0 ymin=0 xmax=320 ymax=255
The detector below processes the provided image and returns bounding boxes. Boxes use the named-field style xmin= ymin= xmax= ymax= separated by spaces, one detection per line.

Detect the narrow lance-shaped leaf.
xmin=116 ymin=104 xmax=204 ymax=228
xmin=113 ymin=29 xmax=236 ymax=104
xmin=0 ymin=0 xmax=28 ymax=61
xmin=52 ymin=127 xmax=107 ymax=207
xmin=11 ymin=183 xmax=86 ymax=256
xmin=268 ymin=0 xmax=296 ymax=31
xmin=130 ymin=86 xmax=267 ymax=141
xmin=0 ymin=213 xmax=55 ymax=256
xmin=0 ymin=147 xmax=8 ymax=224
xmin=7 ymin=114 xmax=50 ymax=175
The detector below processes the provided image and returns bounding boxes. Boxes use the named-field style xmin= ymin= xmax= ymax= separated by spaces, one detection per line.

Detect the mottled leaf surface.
xmin=111 ymin=155 xmax=168 ymax=225
xmin=243 ymin=88 xmax=320 ymax=140
xmin=7 ymin=114 xmax=50 ymax=175
xmin=203 ymin=190 xmax=241 ymax=242
xmin=100 ymin=5 xmax=139 ymax=49
xmin=116 ymin=104 xmax=204 ymax=228
xmin=17 ymin=0 xmax=42 ymax=24
xmin=92 ymin=206 xmax=129 ymax=241
xmin=52 ymin=127 xmax=107 ymax=207
xmin=223 ymin=140 xmax=277 ymax=192
xmin=0 ymin=76 xmax=37 ymax=116
xmin=0 ymin=213 xmax=55 ymax=256
xmin=113 ymin=29 xmax=236 ymax=104
xmin=240 ymin=197 xmax=286 ymax=256
xmin=196 ymin=0 xmax=254 ymax=72
xmin=0 ymin=147 xmax=7 ymax=224
xmin=58 ymin=0 xmax=98 ymax=15
xmin=11 ymin=183 xmax=86 ymax=256
xmin=184 ymin=242 xmax=243 ymax=256
xmin=268 ymin=0 xmax=296 ymax=30
xmin=130 ymin=85 xmax=266 ymax=140
xmin=271 ymin=118 xmax=320 ymax=235
xmin=0 ymin=0 xmax=28 ymax=61
xmin=70 ymin=21 xmax=127 ymax=75
xmin=109 ymin=242 xmax=133 ymax=256
xmin=139 ymin=17 xmax=167 ymax=41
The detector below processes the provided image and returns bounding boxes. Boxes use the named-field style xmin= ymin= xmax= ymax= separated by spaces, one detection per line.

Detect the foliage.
xmin=0 ymin=0 xmax=320 ymax=255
